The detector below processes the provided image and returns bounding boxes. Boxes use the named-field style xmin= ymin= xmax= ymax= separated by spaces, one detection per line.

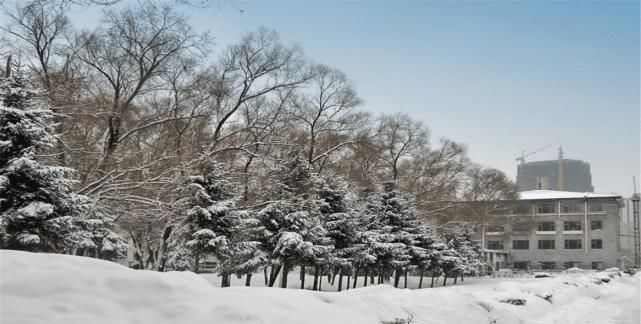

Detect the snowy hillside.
xmin=1 ymin=250 xmax=639 ymax=324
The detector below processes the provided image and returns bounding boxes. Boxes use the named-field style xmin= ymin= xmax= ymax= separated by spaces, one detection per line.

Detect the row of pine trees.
xmin=0 ymin=76 xmax=481 ymax=290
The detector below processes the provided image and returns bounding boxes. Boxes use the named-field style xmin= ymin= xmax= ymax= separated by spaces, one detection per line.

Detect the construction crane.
xmin=515 ymin=144 xmax=554 ymax=164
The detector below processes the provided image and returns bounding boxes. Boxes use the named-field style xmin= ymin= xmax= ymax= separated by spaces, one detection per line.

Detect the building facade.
xmin=516 ymin=159 xmax=594 ymax=192
xmin=473 ymin=190 xmax=626 ymax=270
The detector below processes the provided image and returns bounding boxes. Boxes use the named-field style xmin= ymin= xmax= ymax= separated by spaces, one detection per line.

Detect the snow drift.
xmin=1 ymin=250 xmax=639 ymax=324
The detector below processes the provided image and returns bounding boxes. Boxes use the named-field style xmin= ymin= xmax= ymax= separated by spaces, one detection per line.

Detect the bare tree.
xmin=76 ymin=2 xmax=209 ymax=172
xmin=288 ymin=64 xmax=366 ymax=172
xmin=204 ymin=27 xmax=312 ymax=156
xmin=1 ymin=0 xmax=70 ymax=93
xmin=400 ymin=139 xmax=469 ymax=220
xmin=459 ymin=165 xmax=518 ymax=246
xmin=376 ymin=113 xmax=428 ymax=181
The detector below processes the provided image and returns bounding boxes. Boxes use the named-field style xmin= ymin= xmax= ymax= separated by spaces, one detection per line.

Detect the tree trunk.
xmin=193 ymin=252 xmax=200 ymax=274
xmin=431 ymin=272 xmax=436 ymax=288
xmin=393 ymin=269 xmax=401 ymax=288
xmin=353 ymin=267 xmax=359 ymax=289
xmin=263 ymin=267 xmax=269 ymax=286
xmin=370 ymin=269 xmax=375 ymax=285
xmin=337 ymin=268 xmax=344 ymax=292
xmin=363 ymin=268 xmax=369 ymax=287
xmin=404 ymin=269 xmax=408 ymax=288
xmin=313 ymin=265 xmax=320 ymax=290
xmin=443 ymin=274 xmax=448 ymax=287
xmin=418 ymin=268 xmax=424 ymax=289
xmin=300 ymin=265 xmax=305 ymax=289
xmin=331 ymin=268 xmax=338 ymax=285
xmin=346 ymin=269 xmax=351 ymax=291
xmin=268 ymin=264 xmax=282 ymax=287
xmin=4 ymin=54 xmax=11 ymax=78
xmin=461 ymin=272 xmax=464 ymax=282
xmin=220 ymin=274 xmax=227 ymax=288
xmin=280 ymin=263 xmax=289 ymax=288
xmin=454 ymin=273 xmax=458 ymax=285
xmin=245 ymin=273 xmax=252 ymax=287
xmin=156 ymin=225 xmax=174 ymax=272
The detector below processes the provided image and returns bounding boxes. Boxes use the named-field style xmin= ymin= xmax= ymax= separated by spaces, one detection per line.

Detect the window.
xmin=515 ymin=203 xmax=530 ymax=214
xmin=538 ymin=240 xmax=555 ymax=249
xmin=512 ymin=222 xmax=529 ymax=232
xmin=592 ymin=262 xmax=604 ymax=270
xmin=540 ymin=262 xmax=556 ymax=270
xmin=564 ymin=239 xmax=582 ymax=249
xmin=538 ymin=222 xmax=555 ymax=231
xmin=537 ymin=203 xmax=556 ymax=214
xmin=488 ymin=225 xmax=504 ymax=233
xmin=494 ymin=207 xmax=512 ymax=215
xmin=589 ymin=203 xmax=603 ymax=212
xmin=562 ymin=202 xmax=580 ymax=213
xmin=487 ymin=240 xmax=503 ymax=250
xmin=563 ymin=221 xmax=582 ymax=231
xmin=513 ymin=261 xmax=530 ymax=270
xmin=564 ymin=261 xmax=581 ymax=269
xmin=591 ymin=221 xmax=602 ymax=230
xmin=512 ymin=240 xmax=530 ymax=250
xmin=591 ymin=239 xmax=603 ymax=249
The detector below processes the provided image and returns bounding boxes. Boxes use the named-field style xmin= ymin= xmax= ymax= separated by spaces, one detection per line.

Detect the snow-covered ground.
xmin=2 ymin=250 xmax=639 ymax=324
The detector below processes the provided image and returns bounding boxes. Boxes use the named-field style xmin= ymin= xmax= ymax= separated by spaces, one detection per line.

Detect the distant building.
xmin=517 ymin=159 xmax=594 ymax=192
xmin=473 ymin=190 xmax=628 ymax=271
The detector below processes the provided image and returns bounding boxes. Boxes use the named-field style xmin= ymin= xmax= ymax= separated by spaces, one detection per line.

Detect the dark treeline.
xmin=0 ymin=1 xmax=517 ymax=289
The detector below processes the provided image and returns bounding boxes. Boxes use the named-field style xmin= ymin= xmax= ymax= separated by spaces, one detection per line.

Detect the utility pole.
xmin=632 ymin=177 xmax=640 ymax=268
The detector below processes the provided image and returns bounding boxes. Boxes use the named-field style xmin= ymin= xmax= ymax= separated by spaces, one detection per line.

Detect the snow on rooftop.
xmin=517 ymin=190 xmax=620 ymax=201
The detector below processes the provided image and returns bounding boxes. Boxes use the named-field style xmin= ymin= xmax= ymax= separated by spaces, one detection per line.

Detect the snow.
xmin=16 ymin=202 xmax=54 ymax=219
xmin=2 ymin=250 xmax=640 ymax=324
xmin=518 ymin=190 xmax=620 ymax=200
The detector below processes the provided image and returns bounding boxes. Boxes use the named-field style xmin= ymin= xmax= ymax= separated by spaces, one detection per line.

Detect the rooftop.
xmin=517 ymin=190 xmax=620 ymax=201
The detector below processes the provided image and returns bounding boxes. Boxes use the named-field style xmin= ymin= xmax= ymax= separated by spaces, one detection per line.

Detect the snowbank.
xmin=1 ymin=250 xmax=639 ymax=324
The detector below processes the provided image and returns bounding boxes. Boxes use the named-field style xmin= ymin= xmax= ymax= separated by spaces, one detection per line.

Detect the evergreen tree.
xmin=72 ymin=201 xmax=128 ymax=260
xmin=0 ymin=77 xmax=125 ymax=256
xmin=314 ymin=174 xmax=360 ymax=291
xmin=366 ymin=180 xmax=421 ymax=287
xmin=167 ymin=162 xmax=241 ymax=285
xmin=443 ymin=224 xmax=481 ymax=281
xmin=256 ymin=151 xmax=333 ymax=288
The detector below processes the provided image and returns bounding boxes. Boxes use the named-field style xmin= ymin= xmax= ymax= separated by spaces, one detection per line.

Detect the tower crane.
xmin=515 ymin=144 xmax=554 ymax=164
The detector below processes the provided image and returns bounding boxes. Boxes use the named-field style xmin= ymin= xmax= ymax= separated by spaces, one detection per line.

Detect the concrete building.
xmin=516 ymin=159 xmax=594 ymax=192
xmin=473 ymin=190 xmax=627 ymax=271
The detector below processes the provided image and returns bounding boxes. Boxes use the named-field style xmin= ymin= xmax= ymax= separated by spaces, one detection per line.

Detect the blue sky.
xmin=68 ymin=0 xmax=640 ymax=195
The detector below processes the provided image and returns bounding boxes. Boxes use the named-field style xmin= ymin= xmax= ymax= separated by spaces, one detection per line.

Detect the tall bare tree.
xmin=376 ymin=113 xmax=428 ymax=181
xmin=289 ymin=64 xmax=366 ymax=172
xmin=76 ymin=2 xmax=208 ymax=172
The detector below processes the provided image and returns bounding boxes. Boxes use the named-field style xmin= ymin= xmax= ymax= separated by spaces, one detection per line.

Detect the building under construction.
xmin=516 ymin=148 xmax=594 ymax=192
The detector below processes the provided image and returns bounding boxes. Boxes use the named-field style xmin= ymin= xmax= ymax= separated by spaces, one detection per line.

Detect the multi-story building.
xmin=516 ymin=159 xmax=594 ymax=192
xmin=473 ymin=190 xmax=627 ymax=271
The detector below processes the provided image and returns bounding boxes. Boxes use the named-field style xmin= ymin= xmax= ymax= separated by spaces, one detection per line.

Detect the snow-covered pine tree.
xmin=409 ymin=225 xmax=436 ymax=289
xmin=426 ymin=241 xmax=447 ymax=287
xmin=255 ymin=151 xmax=333 ymax=288
xmin=443 ymin=224 xmax=481 ymax=283
xmin=0 ymin=77 xmax=125 ymax=256
xmin=366 ymin=180 xmax=421 ymax=287
xmin=223 ymin=209 xmax=268 ymax=287
xmin=166 ymin=162 xmax=241 ymax=285
xmin=313 ymin=173 xmax=359 ymax=291
xmin=72 ymin=200 xmax=128 ymax=260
